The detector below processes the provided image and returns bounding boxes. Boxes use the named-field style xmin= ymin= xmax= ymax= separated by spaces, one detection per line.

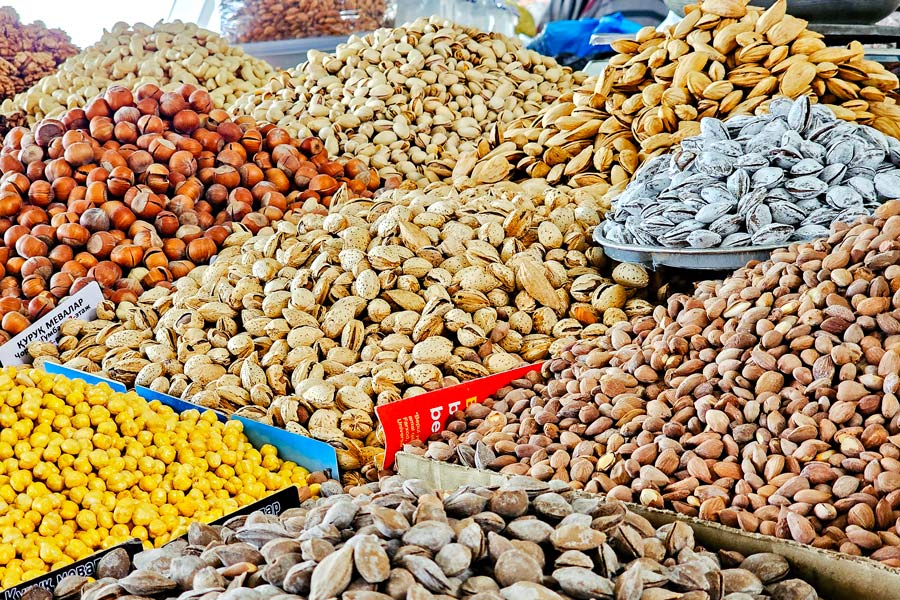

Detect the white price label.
xmin=0 ymin=282 xmax=103 ymax=367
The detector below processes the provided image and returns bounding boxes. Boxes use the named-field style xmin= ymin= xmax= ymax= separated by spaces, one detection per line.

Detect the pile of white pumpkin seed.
xmin=599 ymin=97 xmax=900 ymax=249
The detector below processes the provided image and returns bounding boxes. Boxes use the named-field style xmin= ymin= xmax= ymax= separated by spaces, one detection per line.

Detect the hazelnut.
xmin=135 ymin=82 xmax=162 ymax=102
xmin=104 ymin=85 xmax=134 ymax=111
xmin=84 ymin=97 xmax=111 ymax=120
xmin=154 ymin=211 xmax=179 ymax=237
xmin=89 ymin=117 xmax=115 ymax=143
xmin=186 ymin=237 xmax=217 ymax=263
xmin=80 ymin=208 xmax=110 ymax=233
xmin=21 ymin=274 xmax=45 ymax=298
xmin=34 ymin=120 xmax=65 ymax=147
xmin=101 ymin=200 xmax=136 ymax=230
xmin=130 ymin=191 xmax=165 ymax=219
xmin=86 ymin=231 xmax=116 ymax=258
xmin=14 ymin=235 xmax=48 ymax=259
xmin=143 ymin=247 xmax=168 ymax=269
xmin=110 ymin=244 xmax=144 ymax=269
xmin=28 ymin=295 xmax=55 ymax=319
xmin=20 ymin=256 xmax=52 ymax=280
xmin=57 ymin=222 xmax=90 ymax=246
xmin=173 ymin=110 xmax=200 ymax=134
xmin=88 ymin=261 xmax=122 ymax=287
xmin=2 ymin=311 xmax=28 ymax=335
xmin=159 ymin=92 xmax=189 ymax=118
xmin=48 ymin=244 xmax=74 ymax=268
xmin=49 ymin=272 xmax=74 ymax=298
xmin=162 ymin=237 xmax=186 ymax=260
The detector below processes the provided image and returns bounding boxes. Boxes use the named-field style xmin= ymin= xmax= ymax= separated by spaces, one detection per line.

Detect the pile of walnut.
xmin=32 ymin=179 xmax=658 ymax=487
xmin=0 ymin=7 xmax=77 ymax=100
xmin=1 ymin=21 xmax=273 ymax=123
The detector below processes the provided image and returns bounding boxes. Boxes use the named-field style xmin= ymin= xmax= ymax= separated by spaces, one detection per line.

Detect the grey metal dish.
xmin=664 ymin=0 xmax=900 ymax=24
xmin=593 ymin=231 xmax=786 ymax=270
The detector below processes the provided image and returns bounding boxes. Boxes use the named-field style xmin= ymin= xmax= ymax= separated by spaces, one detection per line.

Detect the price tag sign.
xmin=0 ymin=282 xmax=103 ymax=367
xmin=1 ymin=539 xmax=143 ymax=598
xmin=376 ymin=362 xmax=543 ymax=468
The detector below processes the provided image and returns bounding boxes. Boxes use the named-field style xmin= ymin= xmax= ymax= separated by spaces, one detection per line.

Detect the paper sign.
xmin=42 ymin=361 xmax=127 ymax=393
xmin=235 ymin=416 xmax=340 ymax=480
xmin=0 ymin=281 xmax=103 ymax=367
xmin=208 ymin=485 xmax=301 ymax=527
xmin=135 ymin=385 xmax=229 ymax=423
xmin=2 ymin=539 xmax=143 ymax=598
xmin=376 ymin=362 xmax=544 ymax=468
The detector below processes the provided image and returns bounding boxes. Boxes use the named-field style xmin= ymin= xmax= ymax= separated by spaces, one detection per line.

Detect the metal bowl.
xmin=664 ymin=0 xmax=900 ymax=24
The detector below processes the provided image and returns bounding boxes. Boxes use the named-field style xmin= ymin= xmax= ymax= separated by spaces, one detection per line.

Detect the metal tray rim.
xmin=594 ymin=233 xmax=787 ymax=270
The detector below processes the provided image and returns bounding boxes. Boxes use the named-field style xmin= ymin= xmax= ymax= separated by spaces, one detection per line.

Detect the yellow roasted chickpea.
xmin=0 ymin=367 xmax=322 ymax=588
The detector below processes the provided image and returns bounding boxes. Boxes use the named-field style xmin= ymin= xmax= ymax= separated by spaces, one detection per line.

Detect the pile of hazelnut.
xmin=0 ymin=83 xmax=376 ymax=339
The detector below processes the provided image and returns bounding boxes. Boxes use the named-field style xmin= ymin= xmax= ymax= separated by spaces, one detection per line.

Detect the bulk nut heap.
xmin=414 ymin=200 xmax=900 ymax=566
xmin=39 ymin=179 xmax=656 ymax=487
xmin=486 ymin=0 xmax=900 ymax=194
xmin=0 ymin=21 xmax=275 ymax=124
xmin=50 ymin=476 xmax=822 ymax=600
xmin=0 ymin=7 xmax=78 ymax=100
xmin=229 ymin=18 xmax=586 ymax=187
xmin=0 ymin=366 xmax=327 ymax=590
xmin=0 ymin=82 xmax=372 ymax=338
xmin=219 ymin=0 xmax=390 ymax=43
xmin=599 ymin=97 xmax=900 ymax=249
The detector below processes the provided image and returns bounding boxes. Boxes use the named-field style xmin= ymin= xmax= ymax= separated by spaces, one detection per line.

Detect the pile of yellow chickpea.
xmin=0 ymin=367 xmax=317 ymax=589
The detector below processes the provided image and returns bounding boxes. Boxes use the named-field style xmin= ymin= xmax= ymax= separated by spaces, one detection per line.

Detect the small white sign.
xmin=0 ymin=281 xmax=104 ymax=367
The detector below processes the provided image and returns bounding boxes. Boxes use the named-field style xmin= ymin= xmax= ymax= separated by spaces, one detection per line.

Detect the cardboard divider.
xmin=41 ymin=363 xmax=340 ymax=480
xmin=136 ymin=384 xmax=229 ymax=422
xmin=396 ymin=452 xmax=900 ymax=600
xmin=206 ymin=485 xmax=302 ymax=526
xmin=375 ymin=362 xmax=543 ymax=468
xmin=234 ymin=416 xmax=339 ymax=479
xmin=43 ymin=360 xmax=127 ymax=393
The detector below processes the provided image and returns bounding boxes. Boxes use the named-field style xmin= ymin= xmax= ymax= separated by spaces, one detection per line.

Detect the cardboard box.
xmin=396 ymin=452 xmax=900 ymax=600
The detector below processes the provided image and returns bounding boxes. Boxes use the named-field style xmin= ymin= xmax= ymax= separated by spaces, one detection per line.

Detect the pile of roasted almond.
xmin=409 ymin=199 xmax=900 ymax=565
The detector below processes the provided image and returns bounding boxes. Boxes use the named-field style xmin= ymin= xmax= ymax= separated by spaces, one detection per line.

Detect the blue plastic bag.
xmin=528 ymin=13 xmax=643 ymax=58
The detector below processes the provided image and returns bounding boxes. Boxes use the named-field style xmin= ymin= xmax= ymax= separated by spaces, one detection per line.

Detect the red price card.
xmin=376 ymin=362 xmax=544 ymax=468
